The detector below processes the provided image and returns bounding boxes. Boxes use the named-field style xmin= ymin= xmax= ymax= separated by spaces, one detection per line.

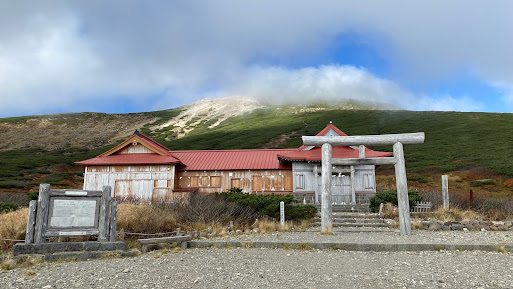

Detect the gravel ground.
xmin=2 ymin=248 xmax=513 ymax=289
xmin=2 ymin=231 xmax=513 ymax=289
xmin=224 ymin=229 xmax=513 ymax=245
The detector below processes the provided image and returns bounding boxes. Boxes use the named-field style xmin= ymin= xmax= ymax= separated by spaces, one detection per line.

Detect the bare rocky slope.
xmin=0 ymin=97 xmax=386 ymax=151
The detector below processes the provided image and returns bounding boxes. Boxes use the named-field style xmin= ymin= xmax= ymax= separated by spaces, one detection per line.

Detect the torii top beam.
xmin=302 ymin=132 xmax=425 ymax=147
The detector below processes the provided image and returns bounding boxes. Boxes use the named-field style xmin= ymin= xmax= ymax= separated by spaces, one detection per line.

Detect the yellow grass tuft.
xmin=431 ymin=207 xmax=482 ymax=222
xmin=0 ymin=208 xmax=29 ymax=251
xmin=383 ymin=203 xmax=398 ymax=220
xmin=24 ymin=269 xmax=37 ymax=276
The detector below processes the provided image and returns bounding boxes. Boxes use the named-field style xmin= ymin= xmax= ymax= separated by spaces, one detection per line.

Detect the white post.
xmin=358 ymin=145 xmax=365 ymax=158
xmin=393 ymin=142 xmax=412 ymax=235
xmin=442 ymin=175 xmax=449 ymax=210
xmin=280 ymin=201 xmax=285 ymax=227
xmin=321 ymin=143 xmax=333 ymax=233
xmin=313 ymin=165 xmax=319 ymax=204
xmin=350 ymin=165 xmax=356 ymax=204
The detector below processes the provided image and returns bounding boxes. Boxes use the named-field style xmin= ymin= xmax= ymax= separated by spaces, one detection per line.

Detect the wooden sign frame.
xmin=25 ymin=184 xmax=117 ymax=244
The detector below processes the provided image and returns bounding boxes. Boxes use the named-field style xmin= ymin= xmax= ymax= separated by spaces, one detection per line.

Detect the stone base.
xmin=12 ymin=241 xmax=134 ymax=261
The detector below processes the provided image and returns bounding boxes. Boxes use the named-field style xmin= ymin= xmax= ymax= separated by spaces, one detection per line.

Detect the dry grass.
xmin=1 ymin=256 xmax=43 ymax=271
xmin=254 ymin=218 xmax=311 ymax=234
xmin=117 ymin=204 xmax=178 ymax=234
xmin=255 ymin=219 xmax=290 ymax=233
xmin=431 ymin=208 xmax=483 ymax=222
xmin=0 ymin=208 xmax=28 ymax=251
xmin=382 ymin=203 xmax=398 ymax=220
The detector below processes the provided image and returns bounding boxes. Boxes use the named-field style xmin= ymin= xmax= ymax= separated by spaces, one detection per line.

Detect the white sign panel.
xmin=65 ymin=191 xmax=88 ymax=196
xmin=50 ymin=199 xmax=97 ymax=227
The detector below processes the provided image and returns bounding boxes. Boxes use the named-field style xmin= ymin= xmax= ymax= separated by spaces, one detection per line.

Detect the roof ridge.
xmin=170 ymin=148 xmax=297 ymax=153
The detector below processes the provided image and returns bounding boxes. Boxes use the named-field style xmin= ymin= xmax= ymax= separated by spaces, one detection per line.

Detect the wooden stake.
xmin=393 ymin=142 xmax=411 ymax=235
xmin=321 ymin=143 xmax=333 ymax=233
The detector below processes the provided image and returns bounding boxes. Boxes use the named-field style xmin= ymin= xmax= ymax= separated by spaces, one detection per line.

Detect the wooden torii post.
xmin=303 ymin=132 xmax=425 ymax=235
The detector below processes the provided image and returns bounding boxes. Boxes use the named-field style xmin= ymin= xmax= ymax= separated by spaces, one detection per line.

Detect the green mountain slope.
xmin=145 ymin=108 xmax=513 ymax=175
xmin=1 ymin=99 xmax=513 ymax=194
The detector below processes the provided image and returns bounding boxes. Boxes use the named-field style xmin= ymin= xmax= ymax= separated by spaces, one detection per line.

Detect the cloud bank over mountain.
xmin=0 ymin=1 xmax=510 ymax=116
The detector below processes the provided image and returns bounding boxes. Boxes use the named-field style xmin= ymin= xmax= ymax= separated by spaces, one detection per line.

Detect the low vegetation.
xmin=215 ymin=188 xmax=317 ymax=221
xmin=369 ymin=189 xmax=423 ymax=213
xmin=0 ymin=208 xmax=28 ymax=251
xmin=117 ymin=192 xmax=256 ymax=234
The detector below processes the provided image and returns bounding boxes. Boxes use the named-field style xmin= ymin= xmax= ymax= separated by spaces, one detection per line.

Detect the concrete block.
xmin=12 ymin=244 xmax=33 ymax=255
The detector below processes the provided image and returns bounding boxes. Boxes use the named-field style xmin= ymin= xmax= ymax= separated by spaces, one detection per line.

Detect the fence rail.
xmin=411 ymin=201 xmax=432 ymax=213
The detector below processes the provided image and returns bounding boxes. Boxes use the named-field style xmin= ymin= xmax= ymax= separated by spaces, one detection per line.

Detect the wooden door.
xmin=211 ymin=176 xmax=221 ymax=188
xmin=283 ymin=175 xmax=293 ymax=191
xmin=190 ymin=176 xmax=199 ymax=187
xmin=231 ymin=178 xmax=241 ymax=189
xmin=252 ymin=176 xmax=263 ymax=192
xmin=114 ymin=180 xmax=132 ymax=199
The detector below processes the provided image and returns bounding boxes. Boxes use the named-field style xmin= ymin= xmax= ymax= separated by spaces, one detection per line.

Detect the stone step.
xmin=315 ymin=204 xmax=371 ymax=213
xmin=312 ymin=222 xmax=393 ymax=228
xmin=313 ymin=217 xmax=385 ymax=224
xmin=316 ymin=212 xmax=382 ymax=219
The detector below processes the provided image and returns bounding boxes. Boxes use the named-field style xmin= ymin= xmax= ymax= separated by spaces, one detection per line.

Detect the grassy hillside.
xmin=1 ymin=102 xmax=513 ymax=197
xmin=144 ymin=108 xmax=513 ymax=175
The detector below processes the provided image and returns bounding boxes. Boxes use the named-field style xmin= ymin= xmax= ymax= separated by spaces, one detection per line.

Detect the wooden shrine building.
xmin=76 ymin=123 xmax=392 ymax=204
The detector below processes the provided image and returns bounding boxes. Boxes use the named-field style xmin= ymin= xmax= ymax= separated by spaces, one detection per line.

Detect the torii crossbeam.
xmin=302 ymin=132 xmax=425 ymax=235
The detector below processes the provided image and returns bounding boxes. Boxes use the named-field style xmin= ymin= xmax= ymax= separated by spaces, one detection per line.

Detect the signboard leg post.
xmin=98 ymin=186 xmax=111 ymax=241
xmin=25 ymin=200 xmax=37 ymax=244
xmin=109 ymin=201 xmax=118 ymax=242
xmin=34 ymin=183 xmax=50 ymax=244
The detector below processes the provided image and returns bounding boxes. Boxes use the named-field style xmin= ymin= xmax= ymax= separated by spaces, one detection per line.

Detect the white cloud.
xmin=0 ymin=0 xmax=510 ymax=116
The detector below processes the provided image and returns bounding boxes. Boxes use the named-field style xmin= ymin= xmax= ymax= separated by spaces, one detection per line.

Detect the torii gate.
xmin=302 ymin=132 xmax=425 ymax=235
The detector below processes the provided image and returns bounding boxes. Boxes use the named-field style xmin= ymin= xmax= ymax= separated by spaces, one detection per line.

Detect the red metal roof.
xmin=76 ymin=123 xmax=391 ymax=168
xmin=171 ymin=149 xmax=295 ymax=171
xmin=75 ymin=153 xmax=181 ymax=166
xmin=278 ymin=146 xmax=392 ymax=162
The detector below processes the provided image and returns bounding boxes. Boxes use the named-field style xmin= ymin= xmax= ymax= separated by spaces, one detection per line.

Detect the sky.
xmin=1 ymin=1 xmax=512 ymax=117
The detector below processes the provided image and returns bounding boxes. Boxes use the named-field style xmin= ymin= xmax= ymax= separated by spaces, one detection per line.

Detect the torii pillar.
xmin=303 ymin=132 xmax=425 ymax=235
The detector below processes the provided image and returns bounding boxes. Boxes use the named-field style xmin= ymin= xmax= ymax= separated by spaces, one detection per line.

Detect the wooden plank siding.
xmin=83 ymin=165 xmax=176 ymax=202
xmin=176 ymin=170 xmax=293 ymax=194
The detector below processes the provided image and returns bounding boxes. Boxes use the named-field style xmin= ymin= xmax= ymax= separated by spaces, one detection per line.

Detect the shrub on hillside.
xmin=369 ymin=189 xmax=422 ymax=213
xmin=0 ymin=192 xmax=31 ymax=207
xmin=0 ymin=202 xmax=19 ymax=213
xmin=216 ymin=188 xmax=317 ymax=221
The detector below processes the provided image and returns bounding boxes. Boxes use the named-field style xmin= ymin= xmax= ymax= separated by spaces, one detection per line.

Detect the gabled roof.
xmin=171 ymin=149 xmax=295 ymax=171
xmin=297 ymin=123 xmax=347 ymax=151
xmin=279 ymin=123 xmax=393 ymax=162
xmin=75 ymin=130 xmax=182 ymax=166
xmin=76 ymin=123 xmax=392 ymax=168
xmin=98 ymin=130 xmax=170 ymax=157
